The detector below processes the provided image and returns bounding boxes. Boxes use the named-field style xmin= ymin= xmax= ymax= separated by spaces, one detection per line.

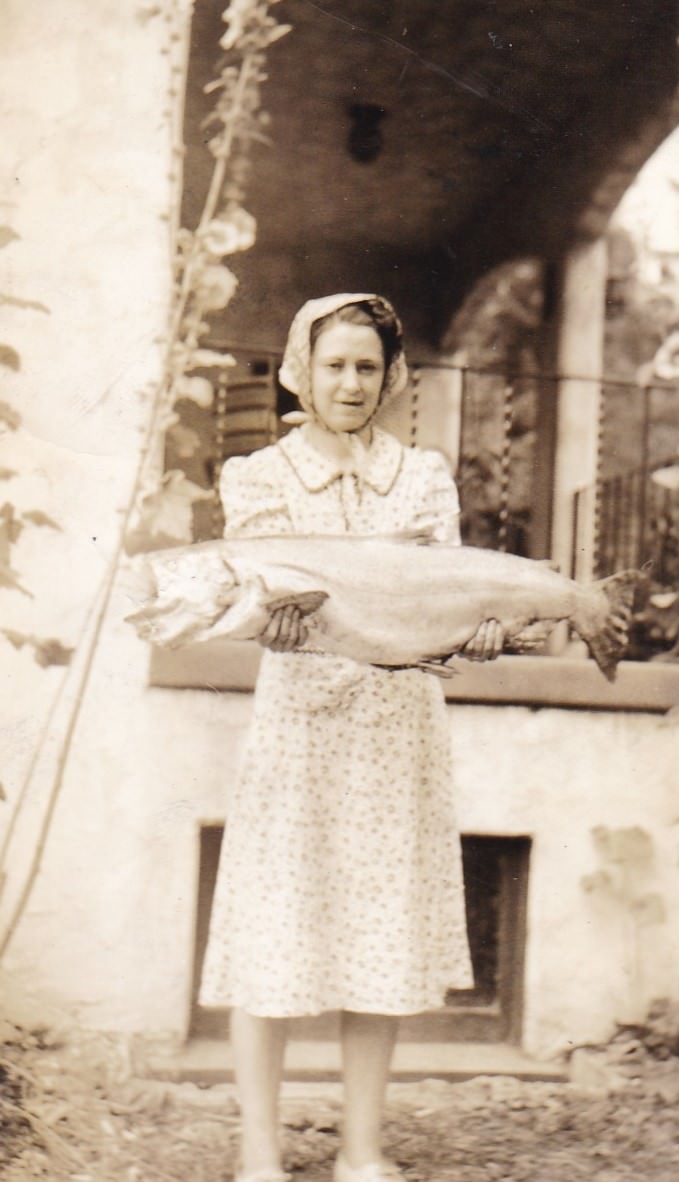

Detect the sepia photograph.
xmin=1 ymin=2 xmax=678 ymax=1179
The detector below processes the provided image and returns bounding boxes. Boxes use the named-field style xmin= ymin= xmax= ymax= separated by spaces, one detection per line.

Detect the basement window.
xmin=189 ymin=827 xmax=531 ymax=1045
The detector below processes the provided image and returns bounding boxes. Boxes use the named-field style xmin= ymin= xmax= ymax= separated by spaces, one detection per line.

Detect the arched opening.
xmin=597 ymin=128 xmax=679 ymax=658
xmin=172 ymin=1 xmax=679 ymax=578
xmin=160 ymin=5 xmax=679 ymax=1071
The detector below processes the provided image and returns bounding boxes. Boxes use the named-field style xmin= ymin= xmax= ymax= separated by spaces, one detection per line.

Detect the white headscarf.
xmin=278 ymin=292 xmax=409 ymax=426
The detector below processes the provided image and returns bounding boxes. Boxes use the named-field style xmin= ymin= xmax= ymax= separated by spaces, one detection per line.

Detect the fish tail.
xmin=573 ymin=570 xmax=645 ymax=681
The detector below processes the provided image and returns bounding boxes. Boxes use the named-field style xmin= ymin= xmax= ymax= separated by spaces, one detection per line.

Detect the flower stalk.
xmin=128 ymin=0 xmax=291 ymax=551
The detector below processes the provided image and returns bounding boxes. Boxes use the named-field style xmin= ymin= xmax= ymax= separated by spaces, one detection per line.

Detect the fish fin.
xmin=378 ymin=657 xmax=460 ymax=677
xmin=415 ymin=658 xmax=460 ymax=678
xmin=574 ymin=570 xmax=648 ymax=681
xmin=382 ymin=526 xmax=438 ymax=545
xmin=264 ymin=590 xmax=329 ymax=616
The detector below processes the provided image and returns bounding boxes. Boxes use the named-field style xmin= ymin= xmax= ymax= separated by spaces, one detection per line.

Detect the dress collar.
xmin=278 ymin=426 xmax=404 ymax=495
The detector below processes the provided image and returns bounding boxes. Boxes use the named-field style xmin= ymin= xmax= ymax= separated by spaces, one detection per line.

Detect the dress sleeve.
xmin=409 ymin=450 xmax=462 ymax=544
xmin=219 ymin=449 xmax=293 ymax=537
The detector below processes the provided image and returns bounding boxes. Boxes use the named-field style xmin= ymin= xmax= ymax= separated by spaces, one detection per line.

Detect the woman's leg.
xmin=230 ymin=1007 xmax=290 ymax=1173
xmin=339 ymin=1011 xmax=399 ymax=1167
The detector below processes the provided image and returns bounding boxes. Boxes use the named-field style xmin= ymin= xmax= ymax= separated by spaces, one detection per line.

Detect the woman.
xmin=198 ymin=293 xmax=503 ymax=1182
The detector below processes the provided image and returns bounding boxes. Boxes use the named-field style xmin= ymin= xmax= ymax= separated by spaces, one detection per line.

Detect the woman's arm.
xmin=257 ymin=602 xmax=307 ymax=651
xmin=220 ymin=451 xmax=306 ymax=651
xmin=460 ymin=618 xmax=504 ymax=661
xmin=219 ymin=450 xmax=292 ymax=537
xmin=407 ymin=450 xmax=462 ymax=544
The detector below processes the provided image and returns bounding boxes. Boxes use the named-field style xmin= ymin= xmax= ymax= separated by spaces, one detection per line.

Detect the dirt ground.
xmin=2 ymin=1021 xmax=679 ymax=1182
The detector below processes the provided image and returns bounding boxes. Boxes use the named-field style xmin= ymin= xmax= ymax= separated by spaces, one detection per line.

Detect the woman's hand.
xmin=258 ymin=604 xmax=308 ymax=652
xmin=461 ymin=618 xmax=505 ymax=661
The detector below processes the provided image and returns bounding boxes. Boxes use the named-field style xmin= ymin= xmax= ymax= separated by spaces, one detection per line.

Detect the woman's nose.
xmin=340 ymin=365 xmax=360 ymax=392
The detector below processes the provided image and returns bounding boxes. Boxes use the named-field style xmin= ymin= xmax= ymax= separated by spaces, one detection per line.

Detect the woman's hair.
xmin=309 ymin=298 xmax=403 ymax=374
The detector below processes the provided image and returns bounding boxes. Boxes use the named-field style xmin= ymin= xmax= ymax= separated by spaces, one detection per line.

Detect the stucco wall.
xmin=0 ymin=0 xmax=182 ymax=1012
xmin=4 ymin=604 xmax=677 ymax=1060
xmin=1 ymin=1 xmax=678 ymax=1066
xmin=452 ymin=702 xmax=679 ymax=1055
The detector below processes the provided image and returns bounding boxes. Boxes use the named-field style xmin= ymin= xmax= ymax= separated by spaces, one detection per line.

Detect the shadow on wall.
xmin=581 ymin=825 xmax=667 ymax=1024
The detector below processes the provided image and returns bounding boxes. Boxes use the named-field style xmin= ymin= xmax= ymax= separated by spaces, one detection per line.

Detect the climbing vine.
xmin=0 ymin=0 xmax=291 ymax=949
xmin=126 ymin=0 xmax=291 ymax=553
xmin=0 ymin=228 xmax=69 ymax=668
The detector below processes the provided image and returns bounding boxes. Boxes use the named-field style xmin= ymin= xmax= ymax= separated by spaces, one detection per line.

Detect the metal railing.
xmin=181 ymin=343 xmax=679 ymax=581
xmin=203 ymin=345 xmax=547 ymax=555
xmin=575 ymin=461 xmax=679 ymax=581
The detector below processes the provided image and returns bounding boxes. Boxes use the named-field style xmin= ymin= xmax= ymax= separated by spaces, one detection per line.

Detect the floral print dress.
xmin=198 ymin=426 xmax=474 ymax=1016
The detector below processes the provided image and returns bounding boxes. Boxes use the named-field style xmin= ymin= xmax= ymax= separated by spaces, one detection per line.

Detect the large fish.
xmin=126 ymin=532 xmax=644 ymax=681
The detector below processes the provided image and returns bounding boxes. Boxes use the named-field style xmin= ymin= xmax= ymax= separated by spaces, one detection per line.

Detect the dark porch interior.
xmin=182 ymin=0 xmax=679 ymax=351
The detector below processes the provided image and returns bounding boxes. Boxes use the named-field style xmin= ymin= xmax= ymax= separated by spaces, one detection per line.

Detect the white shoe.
xmin=334 ymin=1154 xmax=405 ymax=1182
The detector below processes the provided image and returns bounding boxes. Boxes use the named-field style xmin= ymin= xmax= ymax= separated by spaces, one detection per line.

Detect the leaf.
xmin=156 ymin=405 xmax=180 ymax=433
xmin=0 ymin=565 xmax=32 ymax=597
xmin=0 ymin=401 xmax=21 ymax=431
xmin=2 ymin=628 xmax=28 ymax=649
xmin=0 ymin=629 xmax=72 ymax=665
xmin=0 ymin=347 xmax=21 ymax=373
xmin=580 ymin=869 xmax=614 ymax=895
xmin=0 ymin=226 xmax=20 ymax=249
xmin=630 ymin=893 xmax=666 ymax=924
xmin=33 ymin=638 xmax=73 ymax=668
xmin=22 ymin=510 xmax=62 ymax=530
xmin=0 ymin=502 xmax=24 ymax=543
xmin=136 ymin=0 xmax=161 ymax=21
xmin=166 ymin=424 xmax=202 ymax=459
xmin=124 ymin=470 xmax=214 ymax=555
xmin=0 ymin=295 xmax=49 ymax=314
xmin=265 ymin=22 xmax=292 ymax=44
xmin=591 ymin=825 xmax=654 ymax=866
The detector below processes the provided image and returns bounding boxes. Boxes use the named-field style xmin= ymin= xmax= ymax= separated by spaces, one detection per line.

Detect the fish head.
xmin=217 ymin=573 xmax=271 ymax=639
xmin=125 ymin=547 xmax=241 ymax=645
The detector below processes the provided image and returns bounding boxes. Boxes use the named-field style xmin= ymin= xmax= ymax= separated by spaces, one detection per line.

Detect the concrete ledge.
xmin=149 ymin=642 xmax=679 ymax=712
xmin=145 ymin=1038 xmax=567 ymax=1084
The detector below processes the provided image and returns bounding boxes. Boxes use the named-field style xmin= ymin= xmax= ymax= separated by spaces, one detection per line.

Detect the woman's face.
xmin=309 ymin=322 xmax=386 ymax=434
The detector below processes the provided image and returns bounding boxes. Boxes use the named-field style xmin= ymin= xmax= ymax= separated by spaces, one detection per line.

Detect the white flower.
xmin=220 ymin=0 xmax=256 ymax=50
xmin=202 ymin=208 xmax=256 ymax=256
xmin=651 ymin=329 xmax=679 ymax=382
xmin=167 ymin=424 xmax=202 ymax=459
xmin=651 ymin=464 xmax=679 ymax=492
xmin=190 ymin=349 xmax=237 ymax=369
xmin=175 ymin=375 xmax=215 ymax=407
xmin=193 ymin=264 xmax=238 ymax=311
xmin=220 ymin=0 xmax=290 ymax=50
